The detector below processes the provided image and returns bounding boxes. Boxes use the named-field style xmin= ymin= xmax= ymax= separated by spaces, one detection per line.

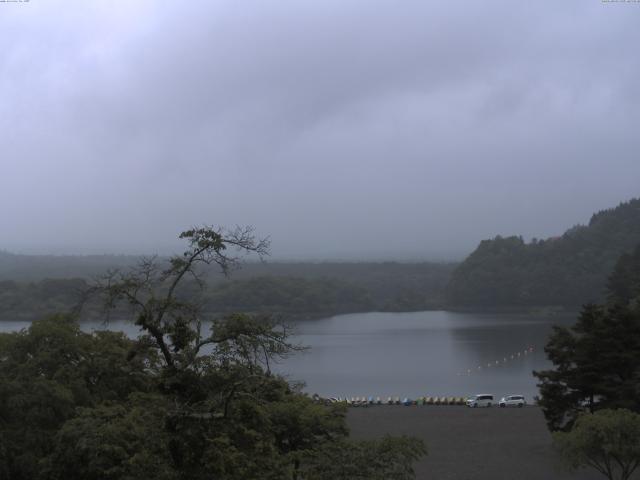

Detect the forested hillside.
xmin=0 ymin=251 xmax=137 ymax=281
xmin=447 ymin=198 xmax=640 ymax=308
xmin=217 ymin=262 xmax=455 ymax=312
xmin=0 ymin=261 xmax=456 ymax=321
xmin=202 ymin=276 xmax=374 ymax=317
xmin=607 ymin=243 xmax=640 ymax=309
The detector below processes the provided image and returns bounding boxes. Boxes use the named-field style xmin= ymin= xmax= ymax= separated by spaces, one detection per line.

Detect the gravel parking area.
xmin=347 ymin=405 xmax=607 ymax=480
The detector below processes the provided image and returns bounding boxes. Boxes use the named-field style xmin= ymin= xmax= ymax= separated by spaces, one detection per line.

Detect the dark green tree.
xmin=0 ymin=314 xmax=159 ymax=480
xmin=534 ymin=243 xmax=640 ymax=431
xmin=43 ymin=394 xmax=177 ymax=480
xmin=0 ymin=225 xmax=426 ymax=479
xmin=534 ymin=304 xmax=640 ymax=430
xmin=92 ymin=225 xmax=271 ymax=371
xmin=84 ymin=226 xmax=335 ymax=478
xmin=608 ymin=243 xmax=640 ymax=309
xmin=554 ymin=409 xmax=640 ymax=480
xmin=448 ymin=198 xmax=640 ymax=308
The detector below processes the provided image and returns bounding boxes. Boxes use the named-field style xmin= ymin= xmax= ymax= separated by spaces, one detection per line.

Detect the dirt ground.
xmin=347 ymin=405 xmax=611 ymax=480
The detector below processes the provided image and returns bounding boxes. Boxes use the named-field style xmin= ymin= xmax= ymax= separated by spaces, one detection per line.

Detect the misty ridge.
xmin=2 ymin=2 xmax=639 ymax=262
xmin=1 ymin=196 xmax=638 ymax=322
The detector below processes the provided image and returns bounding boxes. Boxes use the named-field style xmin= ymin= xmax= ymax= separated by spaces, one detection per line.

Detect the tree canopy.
xmin=447 ymin=198 xmax=640 ymax=308
xmin=0 ymin=263 xmax=455 ymax=322
xmin=554 ymin=409 xmax=640 ymax=480
xmin=534 ymin=243 xmax=640 ymax=431
xmin=607 ymin=243 xmax=640 ymax=310
xmin=0 ymin=226 xmax=426 ymax=479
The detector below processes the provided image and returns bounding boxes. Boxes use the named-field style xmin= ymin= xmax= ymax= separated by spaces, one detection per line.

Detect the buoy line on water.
xmin=456 ymin=346 xmax=535 ymax=376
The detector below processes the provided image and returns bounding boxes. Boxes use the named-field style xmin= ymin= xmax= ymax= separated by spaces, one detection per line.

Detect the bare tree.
xmin=88 ymin=225 xmax=298 ymax=371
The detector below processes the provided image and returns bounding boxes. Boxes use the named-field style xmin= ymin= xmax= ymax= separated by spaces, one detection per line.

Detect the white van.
xmin=499 ymin=395 xmax=526 ymax=408
xmin=466 ymin=394 xmax=494 ymax=408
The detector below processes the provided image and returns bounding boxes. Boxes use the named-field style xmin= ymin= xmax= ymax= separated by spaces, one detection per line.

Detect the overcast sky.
xmin=1 ymin=1 xmax=638 ymax=260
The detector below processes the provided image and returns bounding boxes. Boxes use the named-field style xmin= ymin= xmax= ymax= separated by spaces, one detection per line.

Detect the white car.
xmin=499 ymin=395 xmax=526 ymax=407
xmin=466 ymin=394 xmax=494 ymax=408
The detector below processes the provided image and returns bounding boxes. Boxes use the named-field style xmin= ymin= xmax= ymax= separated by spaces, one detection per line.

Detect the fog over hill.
xmin=2 ymin=1 xmax=640 ymax=260
xmin=447 ymin=198 xmax=640 ymax=308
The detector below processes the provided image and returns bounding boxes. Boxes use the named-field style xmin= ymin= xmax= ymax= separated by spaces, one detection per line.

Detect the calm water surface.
xmin=1 ymin=310 xmax=574 ymax=401
xmin=277 ymin=310 xmax=574 ymax=400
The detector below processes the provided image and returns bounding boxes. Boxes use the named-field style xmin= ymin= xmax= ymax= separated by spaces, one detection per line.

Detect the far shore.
xmin=0 ymin=306 xmax=580 ymax=324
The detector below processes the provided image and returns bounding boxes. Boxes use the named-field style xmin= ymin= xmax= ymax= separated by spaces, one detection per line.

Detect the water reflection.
xmin=0 ymin=311 xmax=576 ymax=400
xmin=277 ymin=311 xmax=576 ymax=400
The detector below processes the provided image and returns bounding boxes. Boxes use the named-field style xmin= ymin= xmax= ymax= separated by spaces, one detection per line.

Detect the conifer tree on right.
xmin=534 ymin=243 xmax=640 ymax=431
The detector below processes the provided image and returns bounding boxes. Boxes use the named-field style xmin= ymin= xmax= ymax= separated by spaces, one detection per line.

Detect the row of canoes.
xmin=322 ymin=396 xmax=468 ymax=406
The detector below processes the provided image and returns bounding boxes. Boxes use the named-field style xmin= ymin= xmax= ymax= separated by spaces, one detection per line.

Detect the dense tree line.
xmin=447 ymin=198 xmax=640 ymax=308
xmin=0 ymin=276 xmax=375 ymax=322
xmin=535 ymin=245 xmax=640 ymax=479
xmin=0 ymin=314 xmax=425 ymax=479
xmin=203 ymin=276 xmax=374 ymax=317
xmin=215 ymin=262 xmax=455 ymax=312
xmin=0 ymin=263 xmax=455 ymax=322
xmin=0 ymin=278 xmax=88 ymax=321
xmin=0 ymin=251 xmax=137 ymax=281
xmin=0 ymin=226 xmax=426 ymax=479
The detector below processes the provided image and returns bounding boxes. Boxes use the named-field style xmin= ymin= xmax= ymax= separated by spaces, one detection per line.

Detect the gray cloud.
xmin=1 ymin=0 xmax=638 ymax=259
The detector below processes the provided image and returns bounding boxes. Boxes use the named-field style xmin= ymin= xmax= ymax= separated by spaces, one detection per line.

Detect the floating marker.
xmin=457 ymin=345 xmax=539 ymax=378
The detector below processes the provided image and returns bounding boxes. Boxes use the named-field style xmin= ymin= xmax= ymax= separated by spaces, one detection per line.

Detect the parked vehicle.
xmin=466 ymin=394 xmax=494 ymax=408
xmin=499 ymin=395 xmax=526 ymax=407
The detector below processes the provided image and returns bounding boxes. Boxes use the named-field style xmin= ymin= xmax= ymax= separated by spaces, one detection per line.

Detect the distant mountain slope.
xmin=446 ymin=198 xmax=640 ymax=308
xmin=0 ymin=251 xmax=138 ymax=281
xmin=607 ymin=243 xmax=640 ymax=309
xmin=0 ymin=256 xmax=456 ymax=321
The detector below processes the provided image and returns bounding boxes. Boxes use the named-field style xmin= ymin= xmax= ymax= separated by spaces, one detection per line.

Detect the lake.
xmin=278 ymin=310 xmax=575 ymax=401
xmin=0 ymin=310 xmax=574 ymax=401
